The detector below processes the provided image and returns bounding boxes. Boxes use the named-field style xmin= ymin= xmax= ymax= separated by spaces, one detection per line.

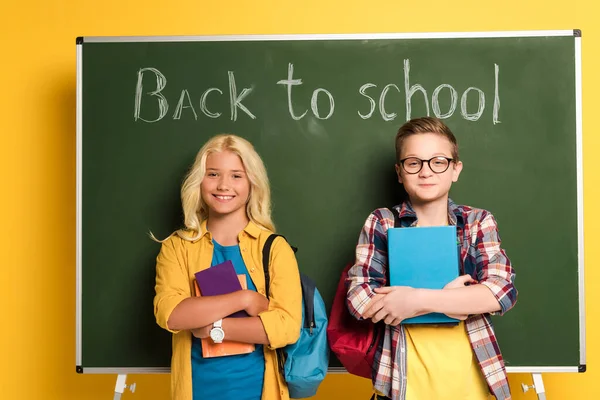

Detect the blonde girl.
xmin=154 ymin=134 xmax=302 ymax=400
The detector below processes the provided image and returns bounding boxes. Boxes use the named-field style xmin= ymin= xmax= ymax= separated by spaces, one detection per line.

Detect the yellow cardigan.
xmin=154 ymin=220 xmax=302 ymax=400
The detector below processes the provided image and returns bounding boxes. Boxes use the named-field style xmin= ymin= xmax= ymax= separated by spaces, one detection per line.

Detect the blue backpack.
xmin=262 ymin=234 xmax=329 ymax=399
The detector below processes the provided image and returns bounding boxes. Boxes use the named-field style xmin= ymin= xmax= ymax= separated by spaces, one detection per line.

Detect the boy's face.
xmin=395 ymin=132 xmax=463 ymax=205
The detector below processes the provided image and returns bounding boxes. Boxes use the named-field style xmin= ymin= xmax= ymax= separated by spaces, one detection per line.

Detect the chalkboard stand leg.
xmin=113 ymin=374 xmax=136 ymax=400
xmin=521 ymin=374 xmax=546 ymax=399
xmin=532 ymin=374 xmax=546 ymax=400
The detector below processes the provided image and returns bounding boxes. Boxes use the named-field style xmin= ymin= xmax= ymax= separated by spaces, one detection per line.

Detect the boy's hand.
xmin=364 ymin=286 xmax=420 ymax=326
xmin=444 ymin=275 xmax=477 ymax=290
xmin=243 ymin=290 xmax=270 ymax=316
xmin=443 ymin=275 xmax=477 ymax=320
xmin=361 ymin=293 xmax=385 ymax=319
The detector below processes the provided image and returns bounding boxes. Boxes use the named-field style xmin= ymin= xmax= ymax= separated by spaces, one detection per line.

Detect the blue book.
xmin=388 ymin=225 xmax=459 ymax=325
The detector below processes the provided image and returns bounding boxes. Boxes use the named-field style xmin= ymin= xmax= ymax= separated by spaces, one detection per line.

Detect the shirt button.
xmin=242 ymin=248 xmax=247 ymax=252
xmin=260 ymin=290 xmax=265 ymax=295
xmin=281 ymin=390 xmax=284 ymax=395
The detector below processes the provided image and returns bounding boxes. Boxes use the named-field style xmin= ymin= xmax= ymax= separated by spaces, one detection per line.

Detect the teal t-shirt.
xmin=191 ymin=240 xmax=265 ymax=400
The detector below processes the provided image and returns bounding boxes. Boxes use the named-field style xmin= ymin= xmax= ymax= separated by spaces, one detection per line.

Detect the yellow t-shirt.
xmin=405 ymin=322 xmax=491 ymax=400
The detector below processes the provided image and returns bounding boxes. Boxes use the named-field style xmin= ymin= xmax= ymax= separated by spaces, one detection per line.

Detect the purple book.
xmin=194 ymin=260 xmax=248 ymax=318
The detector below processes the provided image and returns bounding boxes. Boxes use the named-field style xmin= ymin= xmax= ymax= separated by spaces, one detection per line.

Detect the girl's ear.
xmin=395 ymin=164 xmax=403 ymax=184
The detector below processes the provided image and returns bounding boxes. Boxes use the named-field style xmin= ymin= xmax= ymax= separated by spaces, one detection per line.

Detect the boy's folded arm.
xmin=346 ymin=211 xmax=389 ymax=320
xmin=411 ymin=211 xmax=517 ymax=318
xmin=478 ymin=260 xmax=517 ymax=316
xmin=474 ymin=212 xmax=518 ymax=316
xmin=347 ymin=281 xmax=378 ymax=319
xmin=419 ymin=284 xmax=502 ymax=316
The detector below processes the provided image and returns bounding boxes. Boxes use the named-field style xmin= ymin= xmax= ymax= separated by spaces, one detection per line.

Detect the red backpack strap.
xmin=389 ymin=206 xmax=402 ymax=228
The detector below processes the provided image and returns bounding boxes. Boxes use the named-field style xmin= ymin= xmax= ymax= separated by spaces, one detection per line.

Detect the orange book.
xmin=193 ymin=275 xmax=255 ymax=358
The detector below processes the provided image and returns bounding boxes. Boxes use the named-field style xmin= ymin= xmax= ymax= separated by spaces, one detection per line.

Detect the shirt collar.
xmin=242 ymin=220 xmax=261 ymax=239
xmin=396 ymin=198 xmax=464 ymax=226
xmin=192 ymin=219 xmax=261 ymax=242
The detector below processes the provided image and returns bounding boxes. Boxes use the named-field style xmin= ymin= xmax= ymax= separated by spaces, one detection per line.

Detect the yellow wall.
xmin=2 ymin=0 xmax=598 ymax=398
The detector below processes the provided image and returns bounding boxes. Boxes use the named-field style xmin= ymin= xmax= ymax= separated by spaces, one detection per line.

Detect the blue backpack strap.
xmin=262 ymin=233 xmax=281 ymax=298
xmin=262 ymin=234 xmax=313 ymax=330
xmin=300 ymin=274 xmax=316 ymax=332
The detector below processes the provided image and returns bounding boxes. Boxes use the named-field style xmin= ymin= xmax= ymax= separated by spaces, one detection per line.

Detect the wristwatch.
xmin=209 ymin=319 xmax=225 ymax=343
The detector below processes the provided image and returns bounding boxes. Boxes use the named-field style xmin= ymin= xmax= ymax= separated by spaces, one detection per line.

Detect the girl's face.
xmin=395 ymin=133 xmax=462 ymax=206
xmin=200 ymin=150 xmax=250 ymax=221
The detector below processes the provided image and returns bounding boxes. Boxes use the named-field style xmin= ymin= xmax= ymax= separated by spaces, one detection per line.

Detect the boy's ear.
xmin=452 ymin=161 xmax=463 ymax=182
xmin=395 ymin=164 xmax=403 ymax=183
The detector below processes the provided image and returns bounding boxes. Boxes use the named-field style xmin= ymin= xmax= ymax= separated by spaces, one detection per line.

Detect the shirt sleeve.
xmin=153 ymin=236 xmax=190 ymax=334
xmin=258 ymin=237 xmax=303 ymax=349
xmin=346 ymin=209 xmax=391 ymax=320
xmin=475 ymin=212 xmax=518 ymax=316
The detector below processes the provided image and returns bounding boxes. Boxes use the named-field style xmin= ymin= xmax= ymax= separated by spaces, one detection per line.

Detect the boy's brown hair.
xmin=395 ymin=117 xmax=460 ymax=163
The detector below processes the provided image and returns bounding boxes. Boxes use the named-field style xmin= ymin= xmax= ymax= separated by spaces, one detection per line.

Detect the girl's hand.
xmin=364 ymin=286 xmax=420 ymax=326
xmin=191 ymin=325 xmax=211 ymax=339
xmin=443 ymin=275 xmax=477 ymax=320
xmin=243 ymin=290 xmax=269 ymax=316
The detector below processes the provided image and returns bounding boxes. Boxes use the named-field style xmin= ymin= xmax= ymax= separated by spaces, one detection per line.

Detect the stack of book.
xmin=194 ymin=260 xmax=255 ymax=357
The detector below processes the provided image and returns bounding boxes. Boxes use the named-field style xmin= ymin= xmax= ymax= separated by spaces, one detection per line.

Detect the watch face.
xmin=210 ymin=328 xmax=225 ymax=343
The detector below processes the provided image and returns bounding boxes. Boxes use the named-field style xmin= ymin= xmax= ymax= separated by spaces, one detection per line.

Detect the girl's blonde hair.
xmin=172 ymin=134 xmax=274 ymax=241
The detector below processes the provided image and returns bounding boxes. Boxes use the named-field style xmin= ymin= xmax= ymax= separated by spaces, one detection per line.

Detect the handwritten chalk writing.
xmin=277 ymin=63 xmax=335 ymax=120
xmin=432 ymin=84 xmax=458 ymax=119
xmin=356 ymin=60 xmax=500 ymax=123
xmin=173 ymin=90 xmax=197 ymax=120
xmin=134 ymin=68 xmax=169 ymax=123
xmin=228 ymin=71 xmax=256 ymax=121
xmin=311 ymin=88 xmax=335 ymax=120
xmin=276 ymin=63 xmax=307 ymax=120
xmin=358 ymin=83 xmax=377 ymax=119
xmin=493 ymin=64 xmax=501 ymax=125
xmin=404 ymin=59 xmax=431 ymax=121
xmin=200 ymin=88 xmax=223 ymax=118
xmin=461 ymin=87 xmax=485 ymax=121
xmin=380 ymin=84 xmax=401 ymax=121
xmin=132 ymin=68 xmax=255 ymax=122
xmin=133 ymin=61 xmax=501 ymax=124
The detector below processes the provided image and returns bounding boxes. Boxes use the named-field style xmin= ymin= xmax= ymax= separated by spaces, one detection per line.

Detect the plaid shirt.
xmin=346 ymin=199 xmax=517 ymax=400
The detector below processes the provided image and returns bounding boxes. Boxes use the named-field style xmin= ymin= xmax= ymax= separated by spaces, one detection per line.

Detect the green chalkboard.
xmin=76 ymin=31 xmax=584 ymax=373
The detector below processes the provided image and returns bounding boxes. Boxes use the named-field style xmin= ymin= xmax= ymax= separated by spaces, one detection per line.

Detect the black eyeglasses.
xmin=399 ymin=157 xmax=454 ymax=174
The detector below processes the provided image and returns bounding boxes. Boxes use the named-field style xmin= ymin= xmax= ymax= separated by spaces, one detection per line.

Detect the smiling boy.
xmin=346 ymin=117 xmax=518 ymax=400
